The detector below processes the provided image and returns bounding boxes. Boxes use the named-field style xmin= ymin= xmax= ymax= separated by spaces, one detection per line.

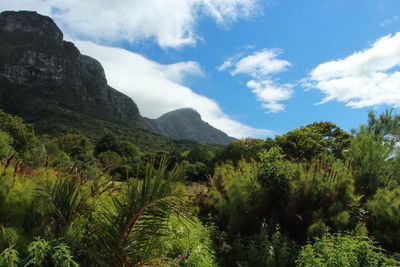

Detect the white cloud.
xmin=219 ymin=49 xmax=291 ymax=77
xmin=307 ymin=32 xmax=400 ymax=108
xmin=74 ymin=40 xmax=272 ymax=138
xmin=219 ymin=48 xmax=294 ymax=112
xmin=0 ymin=0 xmax=259 ymax=48
xmin=247 ymin=80 xmax=293 ymax=113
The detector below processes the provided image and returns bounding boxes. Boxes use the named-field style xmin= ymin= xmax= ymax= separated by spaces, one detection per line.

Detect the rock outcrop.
xmin=0 ymin=10 xmax=144 ymax=127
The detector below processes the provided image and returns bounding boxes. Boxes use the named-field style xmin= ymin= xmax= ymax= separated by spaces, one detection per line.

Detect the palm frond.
xmin=87 ymin=157 xmax=191 ymax=267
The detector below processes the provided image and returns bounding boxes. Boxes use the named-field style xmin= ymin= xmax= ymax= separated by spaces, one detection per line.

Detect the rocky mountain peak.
xmin=0 ymin=10 xmax=146 ymax=130
xmin=0 ymin=11 xmax=63 ymax=45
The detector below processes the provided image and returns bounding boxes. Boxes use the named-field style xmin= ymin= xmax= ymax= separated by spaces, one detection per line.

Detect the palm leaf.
xmin=87 ymin=157 xmax=191 ymax=266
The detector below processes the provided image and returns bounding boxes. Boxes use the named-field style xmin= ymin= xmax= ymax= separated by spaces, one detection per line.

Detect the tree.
xmin=276 ymin=127 xmax=324 ymax=161
xmin=275 ymin=122 xmax=351 ymax=161
xmin=0 ymin=110 xmax=36 ymax=155
xmin=214 ymin=141 xmax=259 ymax=165
xmin=306 ymin=121 xmax=351 ymax=158
xmin=55 ymin=133 xmax=93 ymax=158
xmin=186 ymin=146 xmax=212 ymax=164
xmin=367 ymin=108 xmax=400 ymax=139
xmin=346 ymin=126 xmax=391 ymax=195
xmin=94 ymin=134 xmax=120 ymax=156
xmin=257 ymin=147 xmax=293 ymax=211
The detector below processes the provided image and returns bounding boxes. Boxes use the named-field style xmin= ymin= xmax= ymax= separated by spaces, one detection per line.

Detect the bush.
xmin=296 ymin=233 xmax=397 ymax=266
xmin=366 ymin=187 xmax=400 ymax=251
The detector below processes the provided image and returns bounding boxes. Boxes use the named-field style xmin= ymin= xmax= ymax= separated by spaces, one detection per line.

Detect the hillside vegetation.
xmin=0 ymin=109 xmax=400 ymax=266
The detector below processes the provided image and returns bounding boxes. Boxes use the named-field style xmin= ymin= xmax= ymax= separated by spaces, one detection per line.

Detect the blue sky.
xmin=1 ymin=0 xmax=400 ymax=138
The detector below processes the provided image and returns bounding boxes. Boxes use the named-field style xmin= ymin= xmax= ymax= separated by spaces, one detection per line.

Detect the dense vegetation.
xmin=1 ymin=109 xmax=400 ymax=266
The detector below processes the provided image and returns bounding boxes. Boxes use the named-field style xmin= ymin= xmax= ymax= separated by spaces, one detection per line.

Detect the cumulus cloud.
xmin=219 ymin=49 xmax=291 ymax=77
xmin=307 ymin=32 xmax=400 ymax=108
xmin=0 ymin=0 xmax=259 ymax=48
xmin=219 ymin=49 xmax=294 ymax=112
xmin=247 ymin=80 xmax=293 ymax=113
xmin=74 ymin=40 xmax=272 ymax=138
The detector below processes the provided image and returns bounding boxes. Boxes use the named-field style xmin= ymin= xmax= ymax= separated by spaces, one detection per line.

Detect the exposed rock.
xmin=0 ymin=10 xmax=143 ymax=126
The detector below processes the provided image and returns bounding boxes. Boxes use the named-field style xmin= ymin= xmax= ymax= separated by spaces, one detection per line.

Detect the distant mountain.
xmin=0 ymin=10 xmax=232 ymax=150
xmin=147 ymin=108 xmax=235 ymax=145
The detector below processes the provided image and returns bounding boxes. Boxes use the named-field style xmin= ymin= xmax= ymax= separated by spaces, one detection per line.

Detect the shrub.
xmin=296 ymin=233 xmax=397 ymax=266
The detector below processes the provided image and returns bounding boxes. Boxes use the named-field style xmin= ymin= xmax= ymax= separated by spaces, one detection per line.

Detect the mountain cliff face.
xmin=0 ymin=10 xmax=147 ymax=131
xmin=0 ymin=10 xmax=233 ymax=147
xmin=147 ymin=108 xmax=235 ymax=145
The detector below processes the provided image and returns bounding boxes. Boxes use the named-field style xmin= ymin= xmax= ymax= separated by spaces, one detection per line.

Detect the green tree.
xmin=0 ymin=110 xmax=36 ymax=155
xmin=55 ymin=133 xmax=93 ymax=158
xmin=275 ymin=127 xmax=324 ymax=161
xmin=346 ymin=126 xmax=391 ymax=195
xmin=257 ymin=147 xmax=293 ymax=212
xmin=367 ymin=108 xmax=400 ymax=140
xmin=186 ymin=146 xmax=212 ymax=164
xmin=214 ymin=141 xmax=258 ymax=165
xmin=306 ymin=121 xmax=351 ymax=158
xmin=275 ymin=122 xmax=351 ymax=161
xmin=94 ymin=134 xmax=120 ymax=156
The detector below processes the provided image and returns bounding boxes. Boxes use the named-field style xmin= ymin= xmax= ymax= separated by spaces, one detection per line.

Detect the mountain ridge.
xmin=0 ymin=10 xmax=234 ymax=147
xmin=147 ymin=108 xmax=235 ymax=145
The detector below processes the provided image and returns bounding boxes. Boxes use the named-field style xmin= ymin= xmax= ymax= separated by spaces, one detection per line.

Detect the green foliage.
xmin=93 ymin=134 xmax=120 ymax=156
xmin=0 ymin=107 xmax=399 ymax=266
xmin=52 ymin=243 xmax=79 ymax=267
xmin=214 ymin=140 xmax=259 ymax=165
xmin=0 ymin=167 xmax=41 ymax=249
xmin=257 ymin=147 xmax=293 ymax=210
xmin=346 ymin=126 xmax=391 ymax=195
xmin=296 ymin=233 xmax=397 ymax=266
xmin=306 ymin=221 xmax=329 ymax=240
xmin=187 ymin=145 xmax=212 ymax=164
xmin=275 ymin=122 xmax=351 ymax=161
xmin=276 ymin=127 xmax=324 ymax=161
xmin=24 ymin=238 xmax=79 ymax=267
xmin=0 ymin=247 xmax=19 ymax=267
xmin=36 ymin=175 xmax=88 ymax=236
xmin=25 ymin=237 xmax=51 ymax=266
xmin=0 ymin=110 xmax=36 ymax=155
xmin=366 ymin=187 xmax=400 ymax=251
xmin=42 ymin=138 xmax=71 ymax=168
xmin=367 ymin=108 xmax=400 ymax=141
xmin=306 ymin=122 xmax=351 ymax=158
xmin=0 ymin=130 xmax=13 ymax=159
xmin=180 ymin=160 xmax=209 ymax=182
xmin=87 ymin=157 xmax=191 ymax=266
xmin=284 ymin=157 xmax=357 ymax=242
xmin=234 ymin=226 xmax=298 ymax=267
xmin=206 ymin=160 xmax=262 ymax=234
xmin=159 ymin=216 xmax=217 ymax=267
xmin=55 ymin=134 xmax=93 ymax=158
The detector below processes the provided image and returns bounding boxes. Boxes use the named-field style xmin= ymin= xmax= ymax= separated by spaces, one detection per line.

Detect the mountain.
xmin=147 ymin=108 xmax=235 ymax=145
xmin=0 ymin=10 xmax=232 ymax=149
xmin=0 ymin=11 xmax=148 ymax=128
